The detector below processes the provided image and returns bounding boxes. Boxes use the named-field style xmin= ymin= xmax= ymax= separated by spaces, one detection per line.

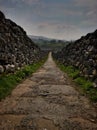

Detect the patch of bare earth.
xmin=0 ymin=52 xmax=97 ymax=130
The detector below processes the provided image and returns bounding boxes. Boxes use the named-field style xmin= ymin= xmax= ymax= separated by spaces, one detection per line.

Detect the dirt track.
xmin=0 ymin=52 xmax=97 ymax=130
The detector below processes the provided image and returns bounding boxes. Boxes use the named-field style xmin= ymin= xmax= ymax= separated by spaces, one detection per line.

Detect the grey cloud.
xmin=74 ymin=0 xmax=97 ymax=8
xmin=36 ymin=22 xmax=84 ymax=40
xmin=0 ymin=0 xmax=97 ymax=40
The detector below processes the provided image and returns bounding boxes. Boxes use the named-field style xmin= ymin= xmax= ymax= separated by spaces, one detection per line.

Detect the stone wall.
xmin=53 ymin=29 xmax=97 ymax=87
xmin=0 ymin=11 xmax=46 ymax=74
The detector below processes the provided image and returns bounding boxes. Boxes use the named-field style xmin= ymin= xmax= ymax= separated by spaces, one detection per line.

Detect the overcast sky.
xmin=0 ymin=0 xmax=97 ymax=40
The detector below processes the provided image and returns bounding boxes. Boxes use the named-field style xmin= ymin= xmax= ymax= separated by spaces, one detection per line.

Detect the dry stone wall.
xmin=0 ymin=11 xmax=45 ymax=74
xmin=53 ymin=30 xmax=97 ymax=86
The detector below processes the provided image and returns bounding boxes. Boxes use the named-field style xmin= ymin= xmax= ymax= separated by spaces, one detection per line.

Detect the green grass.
xmin=57 ymin=62 xmax=97 ymax=102
xmin=0 ymin=57 xmax=47 ymax=100
xmin=59 ymin=64 xmax=80 ymax=79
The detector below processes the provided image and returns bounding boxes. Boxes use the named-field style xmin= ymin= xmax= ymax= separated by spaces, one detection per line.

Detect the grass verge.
xmin=57 ymin=62 xmax=97 ymax=102
xmin=0 ymin=57 xmax=47 ymax=100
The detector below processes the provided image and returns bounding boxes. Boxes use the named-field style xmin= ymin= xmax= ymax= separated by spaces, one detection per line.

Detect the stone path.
xmin=0 ymin=52 xmax=97 ymax=130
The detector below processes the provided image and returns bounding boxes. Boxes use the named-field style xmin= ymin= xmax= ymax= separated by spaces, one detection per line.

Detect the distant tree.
xmin=50 ymin=40 xmax=56 ymax=43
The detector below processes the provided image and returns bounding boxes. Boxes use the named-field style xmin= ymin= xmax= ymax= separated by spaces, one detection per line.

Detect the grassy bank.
xmin=0 ymin=57 xmax=47 ymax=100
xmin=57 ymin=62 xmax=97 ymax=102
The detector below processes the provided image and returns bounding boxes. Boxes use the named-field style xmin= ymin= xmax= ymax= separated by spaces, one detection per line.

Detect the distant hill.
xmin=29 ymin=35 xmax=69 ymax=51
xmin=29 ymin=35 xmax=53 ymax=41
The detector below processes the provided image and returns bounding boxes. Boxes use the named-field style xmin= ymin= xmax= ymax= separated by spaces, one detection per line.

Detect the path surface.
xmin=0 ymin=53 xmax=97 ymax=130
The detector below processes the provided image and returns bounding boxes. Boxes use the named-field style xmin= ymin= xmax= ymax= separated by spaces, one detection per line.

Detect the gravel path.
xmin=0 ymin=52 xmax=97 ymax=130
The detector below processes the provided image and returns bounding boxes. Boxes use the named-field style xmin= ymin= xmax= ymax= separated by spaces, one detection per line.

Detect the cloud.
xmin=72 ymin=0 xmax=97 ymax=27
xmin=21 ymin=0 xmax=40 ymax=5
xmin=0 ymin=0 xmax=97 ymax=40
xmin=74 ymin=0 xmax=97 ymax=8
xmin=35 ymin=22 xmax=83 ymax=40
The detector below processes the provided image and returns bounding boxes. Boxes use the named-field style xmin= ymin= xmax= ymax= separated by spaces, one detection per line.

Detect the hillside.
xmin=0 ymin=11 xmax=44 ymax=74
xmin=29 ymin=35 xmax=69 ymax=51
